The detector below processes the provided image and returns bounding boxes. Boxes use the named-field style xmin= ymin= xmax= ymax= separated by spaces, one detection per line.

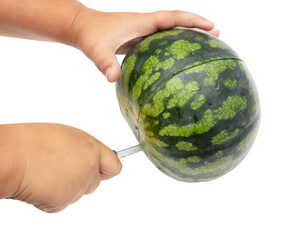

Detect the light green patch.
xmin=180 ymin=156 xmax=201 ymax=163
xmin=249 ymin=85 xmax=259 ymax=110
xmin=146 ymin=131 xmax=154 ymax=136
xmin=249 ymin=86 xmax=254 ymax=96
xmin=208 ymin=39 xmax=228 ymax=49
xmin=132 ymin=54 xmax=175 ymax=101
xmin=166 ymin=81 xmax=199 ymax=109
xmin=185 ymin=60 xmax=237 ymax=86
xmin=195 ymin=36 xmax=204 ymax=41
xmin=238 ymin=61 xmax=251 ymax=81
xmin=203 ymin=155 xmax=234 ymax=173
xmin=216 ymin=150 xmax=224 ymax=158
xmin=123 ymin=54 xmax=137 ymax=82
xmin=204 ymin=61 xmax=237 ymax=86
xmin=236 ymin=128 xmax=258 ymax=152
xmin=142 ymin=55 xmax=159 ymax=73
xmin=211 ymin=129 xmax=239 ymax=145
xmin=141 ymin=78 xmax=198 ymax=118
xmin=139 ymin=29 xmax=184 ymax=52
xmin=166 ymin=40 xmax=201 ymax=59
xmin=141 ymin=77 xmax=181 ymax=117
xmin=155 ymin=49 xmax=162 ymax=55
xmin=191 ymin=95 xmax=206 ymax=110
xmin=195 ymin=163 xmax=240 ymax=182
xmin=251 ymin=103 xmax=257 ymax=116
xmin=153 ymin=120 xmax=159 ymax=125
xmin=224 ymin=78 xmax=237 ymax=90
xmin=150 ymin=137 xmax=169 ymax=147
xmin=248 ymin=84 xmax=259 ymax=120
xmin=154 ymin=58 xmax=175 ymax=71
xmin=143 ymin=72 xmax=161 ymax=90
xmin=159 ymin=95 xmax=247 ymax=137
xmin=159 ymin=40 xmax=168 ymax=46
xmin=176 ymin=141 xmax=198 ymax=151
xmin=132 ymin=55 xmax=159 ymax=101
xmin=141 ymin=90 xmax=168 ymax=118
xmin=163 ymin=112 xmax=171 ymax=119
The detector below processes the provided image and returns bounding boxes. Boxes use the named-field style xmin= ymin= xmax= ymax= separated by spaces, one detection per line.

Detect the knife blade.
xmin=113 ymin=144 xmax=142 ymax=158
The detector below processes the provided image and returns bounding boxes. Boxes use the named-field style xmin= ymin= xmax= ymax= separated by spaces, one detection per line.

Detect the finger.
xmin=149 ymin=10 xmax=214 ymax=32
xmin=93 ymin=47 xmax=121 ymax=82
xmin=99 ymin=144 xmax=122 ymax=180
xmin=174 ymin=26 xmax=220 ymax=38
xmin=208 ymin=29 xmax=220 ymax=38
xmin=117 ymin=29 xmax=220 ymax=55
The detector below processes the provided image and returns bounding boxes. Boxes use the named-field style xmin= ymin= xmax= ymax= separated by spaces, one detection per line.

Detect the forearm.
xmin=0 ymin=124 xmax=26 ymax=198
xmin=0 ymin=0 xmax=86 ymax=45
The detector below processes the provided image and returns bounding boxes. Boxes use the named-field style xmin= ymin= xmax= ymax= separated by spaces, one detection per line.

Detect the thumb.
xmin=99 ymin=143 xmax=122 ymax=180
xmin=94 ymin=47 xmax=121 ymax=82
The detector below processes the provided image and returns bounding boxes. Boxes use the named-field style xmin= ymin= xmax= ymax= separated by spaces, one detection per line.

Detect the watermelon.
xmin=116 ymin=29 xmax=260 ymax=182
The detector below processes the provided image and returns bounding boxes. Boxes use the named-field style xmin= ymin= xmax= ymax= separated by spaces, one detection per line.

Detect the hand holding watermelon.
xmin=0 ymin=0 xmax=218 ymax=83
xmin=69 ymin=9 xmax=219 ymax=82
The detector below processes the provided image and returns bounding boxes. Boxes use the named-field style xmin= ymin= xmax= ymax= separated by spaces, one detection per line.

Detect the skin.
xmin=0 ymin=0 xmax=219 ymax=213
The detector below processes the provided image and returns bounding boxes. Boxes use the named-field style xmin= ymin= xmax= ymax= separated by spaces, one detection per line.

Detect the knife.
xmin=113 ymin=144 xmax=142 ymax=158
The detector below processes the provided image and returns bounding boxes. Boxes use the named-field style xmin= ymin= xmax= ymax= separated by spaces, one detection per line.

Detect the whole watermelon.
xmin=116 ymin=29 xmax=260 ymax=182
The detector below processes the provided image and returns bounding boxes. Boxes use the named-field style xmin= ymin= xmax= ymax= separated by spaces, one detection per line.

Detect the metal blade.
xmin=114 ymin=144 xmax=142 ymax=158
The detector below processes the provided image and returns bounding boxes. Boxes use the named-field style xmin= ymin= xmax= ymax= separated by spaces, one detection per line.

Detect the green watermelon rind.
xmin=116 ymin=29 xmax=260 ymax=182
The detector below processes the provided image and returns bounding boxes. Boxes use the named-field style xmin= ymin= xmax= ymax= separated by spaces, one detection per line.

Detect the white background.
xmin=1 ymin=0 xmax=307 ymax=239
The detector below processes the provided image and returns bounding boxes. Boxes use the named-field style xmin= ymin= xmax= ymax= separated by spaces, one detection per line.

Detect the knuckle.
xmin=171 ymin=10 xmax=185 ymax=17
xmin=89 ymin=158 xmax=99 ymax=174
xmin=171 ymin=9 xmax=181 ymax=15
xmin=149 ymin=11 xmax=160 ymax=22
xmin=87 ymin=138 xmax=100 ymax=150
xmin=151 ymin=10 xmax=167 ymax=19
xmin=83 ymin=133 xmax=101 ymax=151
xmin=151 ymin=10 xmax=163 ymax=15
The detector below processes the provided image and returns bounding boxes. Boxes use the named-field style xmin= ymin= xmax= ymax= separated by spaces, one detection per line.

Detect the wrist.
xmin=51 ymin=0 xmax=88 ymax=46
xmin=68 ymin=8 xmax=102 ymax=53
xmin=66 ymin=2 xmax=89 ymax=47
